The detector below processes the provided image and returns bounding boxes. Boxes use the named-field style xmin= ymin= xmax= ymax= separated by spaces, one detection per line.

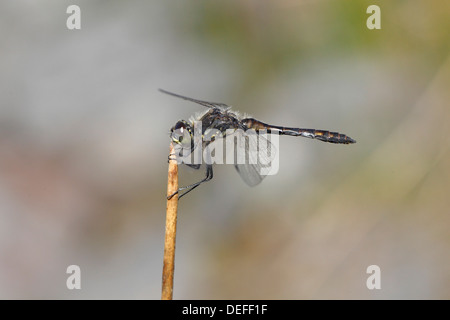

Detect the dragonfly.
xmin=161 ymin=89 xmax=356 ymax=199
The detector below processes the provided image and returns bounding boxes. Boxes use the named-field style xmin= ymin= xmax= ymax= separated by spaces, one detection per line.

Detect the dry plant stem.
xmin=161 ymin=142 xmax=179 ymax=300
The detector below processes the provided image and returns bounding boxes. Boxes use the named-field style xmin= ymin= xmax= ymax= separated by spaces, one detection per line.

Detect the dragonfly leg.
xmin=167 ymin=154 xmax=177 ymax=162
xmin=167 ymin=165 xmax=214 ymax=200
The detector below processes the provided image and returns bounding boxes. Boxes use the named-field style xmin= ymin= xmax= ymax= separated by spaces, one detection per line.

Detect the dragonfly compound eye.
xmin=171 ymin=121 xmax=191 ymax=145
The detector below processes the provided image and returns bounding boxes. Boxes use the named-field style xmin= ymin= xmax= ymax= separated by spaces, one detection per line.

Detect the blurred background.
xmin=0 ymin=0 xmax=449 ymax=299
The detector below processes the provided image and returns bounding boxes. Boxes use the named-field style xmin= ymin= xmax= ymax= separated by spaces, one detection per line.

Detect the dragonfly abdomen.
xmin=242 ymin=118 xmax=355 ymax=144
xmin=282 ymin=128 xmax=356 ymax=144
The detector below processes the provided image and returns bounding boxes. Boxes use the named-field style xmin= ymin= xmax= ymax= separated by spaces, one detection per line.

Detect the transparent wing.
xmin=196 ymin=128 xmax=279 ymax=186
xmin=232 ymin=130 xmax=278 ymax=187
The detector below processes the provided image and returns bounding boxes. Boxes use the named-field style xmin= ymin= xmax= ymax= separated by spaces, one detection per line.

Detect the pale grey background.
xmin=0 ymin=0 xmax=449 ymax=299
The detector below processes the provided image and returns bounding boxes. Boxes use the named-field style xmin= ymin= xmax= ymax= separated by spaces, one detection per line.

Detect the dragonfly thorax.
xmin=197 ymin=108 xmax=242 ymax=136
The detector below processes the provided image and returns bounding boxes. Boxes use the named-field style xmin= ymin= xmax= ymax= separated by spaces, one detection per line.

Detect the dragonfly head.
xmin=170 ymin=120 xmax=193 ymax=147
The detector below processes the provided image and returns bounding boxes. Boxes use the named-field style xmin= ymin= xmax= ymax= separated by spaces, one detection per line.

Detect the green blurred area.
xmin=172 ymin=1 xmax=449 ymax=93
